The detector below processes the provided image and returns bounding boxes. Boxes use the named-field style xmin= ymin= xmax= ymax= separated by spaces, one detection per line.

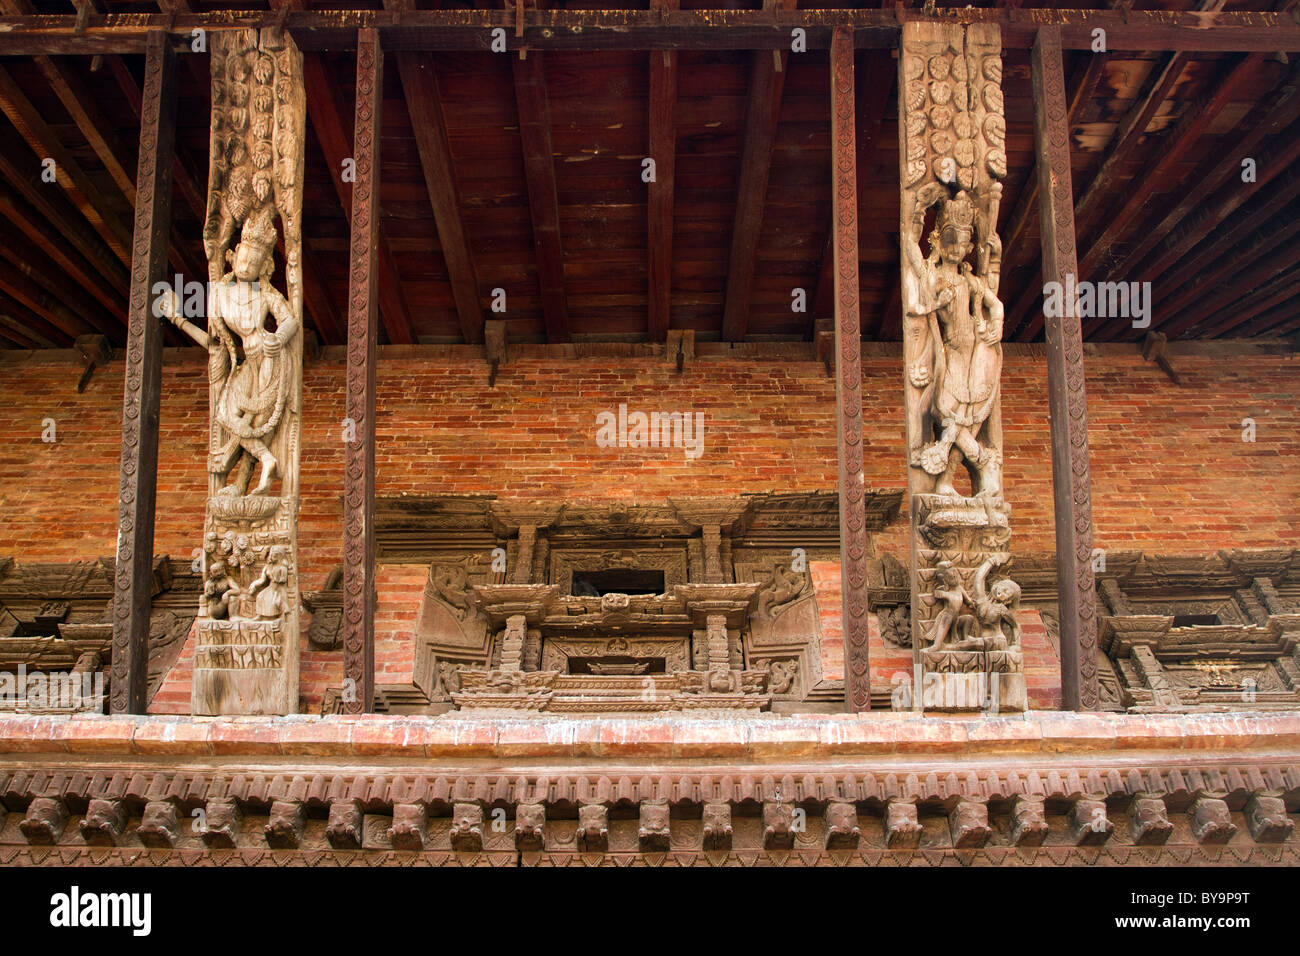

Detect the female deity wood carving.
xmin=898 ymin=22 xmax=1025 ymax=712
xmin=159 ymin=27 xmax=305 ymax=715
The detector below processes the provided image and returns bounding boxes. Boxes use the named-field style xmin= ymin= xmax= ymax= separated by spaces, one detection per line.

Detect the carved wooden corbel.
xmin=73 ymin=334 xmax=112 ymax=393
xmin=824 ymin=800 xmax=860 ymax=850
xmin=450 ymin=802 xmax=485 ymax=852
xmin=265 ymin=799 xmax=307 ymax=849
xmin=515 ymin=802 xmax=546 ymax=851
xmin=667 ymin=329 xmax=694 ymax=373
xmin=884 ymin=797 xmax=923 ymax=849
xmin=484 ymin=318 xmax=508 ymax=387
xmin=79 ymin=797 xmax=129 ymax=847
xmin=1010 ymin=795 xmax=1048 ymax=847
xmin=1141 ymin=331 xmax=1182 ymax=386
xmin=19 ymin=796 xmax=68 ymax=845
xmin=702 ymin=802 xmax=733 ymax=851
xmin=638 ymin=800 xmax=671 ymax=852
xmin=1190 ymin=794 xmax=1237 ymax=845
xmin=199 ymin=797 xmax=242 ymax=849
xmin=1244 ymin=791 xmax=1293 ymax=843
xmin=1130 ymin=795 xmax=1174 ymax=846
xmin=948 ymin=799 xmax=991 ymax=849
xmin=576 ymin=803 xmax=609 ymax=852
xmin=762 ymin=801 xmax=796 ymax=850
xmin=325 ymin=798 xmax=364 ymax=850
xmin=1068 ymin=795 xmax=1113 ymax=846
xmin=389 ymin=802 xmax=429 ymax=851
xmin=137 ymin=799 xmax=180 ymax=848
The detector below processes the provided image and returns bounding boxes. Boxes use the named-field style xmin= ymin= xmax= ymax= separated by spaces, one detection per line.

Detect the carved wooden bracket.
xmin=484 ymin=318 xmax=508 ymax=387
xmin=73 ymin=334 xmax=111 ymax=393
xmin=1141 ymin=330 xmax=1182 ymax=385
xmin=666 ymin=329 xmax=694 ymax=372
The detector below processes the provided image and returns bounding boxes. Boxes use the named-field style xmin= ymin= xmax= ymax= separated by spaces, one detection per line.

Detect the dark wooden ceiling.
xmin=0 ymin=0 xmax=1297 ymax=350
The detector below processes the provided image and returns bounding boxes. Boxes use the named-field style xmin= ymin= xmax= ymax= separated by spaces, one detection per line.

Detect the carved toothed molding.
xmin=1 ymin=714 xmax=1299 ymax=862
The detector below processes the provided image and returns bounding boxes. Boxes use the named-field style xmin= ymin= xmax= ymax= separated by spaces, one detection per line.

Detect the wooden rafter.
xmin=1007 ymin=44 xmax=1212 ymax=339
xmin=995 ymin=50 xmax=1106 ymax=289
xmin=270 ymin=0 xmax=416 ymax=345
xmin=1075 ymin=54 xmax=1262 ymax=282
xmin=1162 ymin=240 xmax=1300 ymax=339
xmin=646 ymin=0 xmax=678 ymax=344
xmin=1107 ymin=63 xmax=1300 ymax=292
xmin=394 ymin=52 xmax=485 ymax=345
xmin=513 ymin=51 xmax=570 ymax=343
xmin=720 ymin=0 xmax=794 ymax=344
xmin=0 ymin=62 xmax=132 ymax=264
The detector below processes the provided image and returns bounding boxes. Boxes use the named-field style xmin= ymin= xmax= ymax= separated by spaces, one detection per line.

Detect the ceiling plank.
xmin=0 ymin=258 xmax=99 ymax=341
xmin=646 ymin=0 xmax=679 ymax=344
xmin=0 ymin=61 xmax=133 ymax=265
xmin=720 ymin=0 xmax=794 ymax=344
xmin=271 ymin=0 xmax=416 ymax=345
xmin=513 ymin=51 xmax=570 ymax=343
xmin=1076 ymin=53 xmax=1263 ymax=288
xmin=395 ymin=52 xmax=485 ymax=344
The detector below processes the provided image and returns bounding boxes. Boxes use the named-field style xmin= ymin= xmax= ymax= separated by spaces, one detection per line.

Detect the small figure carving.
xmin=927 ymin=556 xmax=1021 ymax=653
xmin=757 ymin=564 xmax=804 ymax=618
xmin=265 ymin=799 xmax=307 ymax=849
xmin=432 ymin=564 xmax=473 ymax=620
xmin=768 ymin=659 xmax=798 ymax=695
xmin=245 ymin=546 xmax=289 ymax=621
xmin=325 ymin=799 xmax=363 ymax=850
xmin=137 ymin=800 xmax=180 ymax=849
xmin=577 ymin=804 xmax=608 ymax=853
xmin=824 ymin=801 xmax=861 ymax=850
xmin=762 ymin=801 xmax=795 ymax=850
xmin=203 ymin=558 xmax=241 ymax=620
xmin=639 ymin=802 xmax=671 ymax=852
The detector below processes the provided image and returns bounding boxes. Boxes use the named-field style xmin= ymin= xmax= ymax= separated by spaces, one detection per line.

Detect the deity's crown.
xmin=238 ymin=206 xmax=278 ymax=257
xmin=938 ymin=191 xmax=976 ymax=234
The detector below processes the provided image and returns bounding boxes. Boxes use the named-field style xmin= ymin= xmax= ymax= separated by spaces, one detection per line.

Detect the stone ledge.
xmin=1 ymin=711 xmax=1299 ymax=762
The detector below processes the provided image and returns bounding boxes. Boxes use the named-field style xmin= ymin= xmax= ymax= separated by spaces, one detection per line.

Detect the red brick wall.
xmin=1 ymin=345 xmax=1296 ymax=713
xmin=4 ymin=346 xmax=1296 ymax=567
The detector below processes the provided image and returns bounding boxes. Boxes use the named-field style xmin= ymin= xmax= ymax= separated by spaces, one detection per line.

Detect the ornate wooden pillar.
xmin=111 ymin=29 xmax=176 ymax=715
xmin=898 ymin=23 xmax=1025 ymax=713
xmin=342 ymin=28 xmax=383 ymax=714
xmin=1031 ymin=26 xmax=1100 ymax=710
xmin=830 ymin=27 xmax=871 ymax=712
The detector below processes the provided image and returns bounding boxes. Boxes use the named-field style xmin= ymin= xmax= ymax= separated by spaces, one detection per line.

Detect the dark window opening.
xmin=1171 ymin=614 xmax=1219 ymax=627
xmin=571 ymin=568 xmax=665 ymax=597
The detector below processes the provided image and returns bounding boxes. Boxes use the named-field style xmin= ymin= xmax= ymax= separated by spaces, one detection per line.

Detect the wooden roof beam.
xmin=0 ymin=130 xmax=128 ymax=300
xmin=1006 ymin=45 xmax=1204 ymax=340
xmin=646 ymin=0 xmax=679 ymax=344
xmin=1161 ymin=240 xmax=1300 ymax=339
xmin=1077 ymin=53 xmax=1263 ymax=282
xmin=1107 ymin=63 xmax=1300 ymax=290
xmin=0 ymin=258 xmax=99 ymax=342
xmin=720 ymin=0 xmax=793 ymax=344
xmin=0 ymin=62 xmax=132 ymax=265
xmin=9 ymin=9 xmax=1300 ymax=55
xmin=271 ymin=0 xmax=416 ymax=345
xmin=512 ymin=51 xmax=570 ymax=343
xmin=394 ymin=53 xmax=484 ymax=345
xmin=0 ymin=291 xmax=65 ymax=348
xmin=1203 ymin=272 xmax=1300 ymax=338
